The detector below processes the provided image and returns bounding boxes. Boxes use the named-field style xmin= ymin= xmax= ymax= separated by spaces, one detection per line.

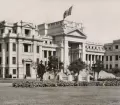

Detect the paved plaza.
xmin=0 ymin=83 xmax=120 ymax=105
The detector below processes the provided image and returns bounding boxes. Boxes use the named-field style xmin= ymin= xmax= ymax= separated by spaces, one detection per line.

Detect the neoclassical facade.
xmin=0 ymin=20 xmax=105 ymax=79
xmin=104 ymin=39 xmax=120 ymax=70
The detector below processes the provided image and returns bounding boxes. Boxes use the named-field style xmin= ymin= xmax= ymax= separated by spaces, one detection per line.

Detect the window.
xmin=24 ymin=44 xmax=31 ymax=52
xmin=115 ymin=55 xmax=118 ymax=61
xmin=50 ymin=41 xmax=52 ymax=44
xmin=115 ymin=45 xmax=118 ymax=49
xmin=45 ymin=61 xmax=47 ymax=66
xmin=110 ymin=56 xmax=112 ymax=61
xmin=89 ymin=55 xmax=91 ymax=61
xmin=49 ymin=51 xmax=51 ymax=57
xmin=109 ymin=47 xmax=111 ymax=50
xmin=37 ymin=46 xmax=39 ymax=53
xmin=1 ymin=29 xmax=4 ymax=34
xmin=12 ymin=57 xmax=16 ymax=64
xmin=5 ymin=69 xmax=9 ymax=75
xmin=13 ymin=28 xmax=17 ymax=34
xmin=0 ymin=69 xmax=1 ymax=75
xmin=106 ymin=56 xmax=108 ymax=61
xmin=13 ymin=43 xmax=16 ymax=51
xmin=53 ymin=51 xmax=56 ymax=56
xmin=106 ymin=64 xmax=108 ymax=69
xmin=0 ymin=57 xmax=2 ymax=64
xmin=0 ymin=44 xmax=2 ymax=52
xmin=45 ymin=41 xmax=47 ymax=44
xmin=6 ymin=43 xmax=9 ymax=51
xmin=110 ymin=64 xmax=112 ymax=69
xmin=8 ymin=29 xmax=11 ymax=33
xmin=44 ymin=50 xmax=47 ymax=58
xmin=25 ymin=29 xmax=31 ymax=36
xmin=6 ymin=57 xmax=9 ymax=64
xmin=13 ymin=69 xmax=16 ymax=74
xmin=92 ymin=55 xmax=94 ymax=61
xmin=86 ymin=54 xmax=88 ymax=60
xmin=115 ymin=64 xmax=118 ymax=68
xmin=36 ymin=58 xmax=39 ymax=64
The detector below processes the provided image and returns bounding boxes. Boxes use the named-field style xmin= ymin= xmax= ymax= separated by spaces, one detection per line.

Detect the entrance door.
xmin=26 ymin=64 xmax=31 ymax=77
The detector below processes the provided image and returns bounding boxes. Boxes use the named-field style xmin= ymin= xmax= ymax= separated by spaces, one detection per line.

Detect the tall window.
xmin=106 ymin=64 xmax=108 ymax=69
xmin=106 ymin=56 xmax=108 ymax=61
xmin=44 ymin=50 xmax=47 ymax=58
xmin=13 ymin=43 xmax=16 ymax=51
xmin=53 ymin=51 xmax=56 ymax=56
xmin=115 ymin=64 xmax=118 ymax=68
xmin=0 ymin=57 xmax=2 ymax=64
xmin=37 ymin=46 xmax=39 ymax=53
xmin=110 ymin=56 xmax=112 ymax=61
xmin=0 ymin=69 xmax=1 ymax=75
xmin=5 ymin=69 xmax=9 ymax=75
xmin=13 ymin=69 xmax=16 ymax=74
xmin=110 ymin=64 xmax=112 ymax=69
xmin=86 ymin=54 xmax=88 ymax=61
xmin=115 ymin=55 xmax=118 ymax=61
xmin=24 ymin=44 xmax=31 ymax=52
xmin=6 ymin=57 xmax=9 ymax=64
xmin=0 ymin=44 xmax=2 ymax=52
xmin=12 ymin=57 xmax=16 ymax=64
xmin=6 ymin=43 xmax=9 ymax=51
xmin=1 ymin=29 xmax=4 ymax=34
xmin=37 ymin=58 xmax=39 ymax=64
xmin=115 ymin=45 xmax=118 ymax=49
xmin=49 ymin=51 xmax=51 ymax=57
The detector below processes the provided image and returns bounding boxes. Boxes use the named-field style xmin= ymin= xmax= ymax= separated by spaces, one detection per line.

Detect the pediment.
xmin=66 ymin=29 xmax=87 ymax=39
xmin=23 ymin=24 xmax=35 ymax=29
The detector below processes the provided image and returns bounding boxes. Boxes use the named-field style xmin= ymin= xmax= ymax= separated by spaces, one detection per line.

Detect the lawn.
xmin=0 ymin=83 xmax=120 ymax=105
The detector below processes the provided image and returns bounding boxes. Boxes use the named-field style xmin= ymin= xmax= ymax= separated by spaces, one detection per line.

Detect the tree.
xmin=37 ymin=60 xmax=46 ymax=81
xmin=68 ymin=58 xmax=86 ymax=75
xmin=92 ymin=60 xmax=104 ymax=80
xmin=47 ymin=56 xmax=63 ymax=79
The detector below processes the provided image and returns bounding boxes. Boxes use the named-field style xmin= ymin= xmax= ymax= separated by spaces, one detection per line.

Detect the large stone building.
xmin=104 ymin=39 xmax=120 ymax=70
xmin=0 ymin=20 xmax=105 ymax=79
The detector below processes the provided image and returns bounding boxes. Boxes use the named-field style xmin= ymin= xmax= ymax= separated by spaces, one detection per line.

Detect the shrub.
xmin=12 ymin=79 xmax=120 ymax=88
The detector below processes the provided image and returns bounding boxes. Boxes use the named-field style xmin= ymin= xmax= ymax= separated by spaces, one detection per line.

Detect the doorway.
xmin=26 ymin=64 xmax=31 ymax=77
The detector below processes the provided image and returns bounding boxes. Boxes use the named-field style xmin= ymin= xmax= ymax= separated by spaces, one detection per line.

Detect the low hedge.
xmin=97 ymin=78 xmax=120 ymax=81
xmin=12 ymin=80 xmax=120 ymax=88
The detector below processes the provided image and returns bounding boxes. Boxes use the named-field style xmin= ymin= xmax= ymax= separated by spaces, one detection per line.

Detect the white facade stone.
xmin=0 ymin=20 xmax=105 ymax=79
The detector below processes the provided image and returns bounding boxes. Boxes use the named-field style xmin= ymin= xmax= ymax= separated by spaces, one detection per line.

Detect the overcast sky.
xmin=0 ymin=0 xmax=120 ymax=44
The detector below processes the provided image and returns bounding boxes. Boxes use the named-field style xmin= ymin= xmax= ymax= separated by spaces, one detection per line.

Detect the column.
xmin=64 ymin=40 xmax=69 ymax=72
xmin=78 ymin=44 xmax=81 ymax=59
xmin=18 ymin=40 xmax=24 ymax=78
xmin=87 ymin=54 xmax=89 ymax=65
xmin=60 ymin=40 xmax=64 ymax=62
xmin=8 ymin=41 xmax=12 ymax=75
xmin=39 ymin=45 xmax=42 ymax=61
xmin=86 ymin=54 xmax=88 ymax=64
xmin=90 ymin=54 xmax=92 ymax=67
xmin=94 ymin=55 xmax=96 ymax=64
xmin=2 ymin=41 xmax=5 ymax=78
xmin=33 ymin=41 xmax=36 ymax=62
xmin=82 ymin=43 xmax=86 ymax=62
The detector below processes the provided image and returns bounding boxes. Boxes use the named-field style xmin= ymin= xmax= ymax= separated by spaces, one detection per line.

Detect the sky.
xmin=0 ymin=0 xmax=120 ymax=44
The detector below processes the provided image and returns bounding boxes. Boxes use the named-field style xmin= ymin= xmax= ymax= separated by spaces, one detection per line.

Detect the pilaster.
xmin=64 ymin=40 xmax=69 ymax=72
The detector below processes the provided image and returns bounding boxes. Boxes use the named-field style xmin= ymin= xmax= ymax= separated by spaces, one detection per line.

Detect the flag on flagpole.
xmin=63 ymin=6 xmax=73 ymax=19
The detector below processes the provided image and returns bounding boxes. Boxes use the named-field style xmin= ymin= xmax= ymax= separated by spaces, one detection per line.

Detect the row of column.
xmin=86 ymin=54 xmax=103 ymax=66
